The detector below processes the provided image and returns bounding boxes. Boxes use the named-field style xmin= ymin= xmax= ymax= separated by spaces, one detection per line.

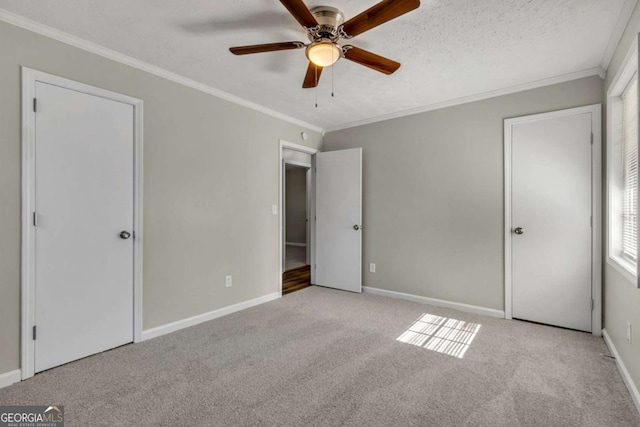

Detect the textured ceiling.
xmin=0 ymin=0 xmax=628 ymax=130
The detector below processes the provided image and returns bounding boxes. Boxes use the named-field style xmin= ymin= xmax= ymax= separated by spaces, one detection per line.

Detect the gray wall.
xmin=603 ymin=3 xmax=640 ymax=396
xmin=285 ymin=168 xmax=308 ymax=244
xmin=324 ymin=76 xmax=604 ymax=311
xmin=0 ymin=21 xmax=322 ymax=376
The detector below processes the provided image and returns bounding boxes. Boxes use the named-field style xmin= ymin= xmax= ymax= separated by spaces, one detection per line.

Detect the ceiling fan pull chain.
xmin=315 ymin=66 xmax=318 ymax=108
xmin=331 ymin=48 xmax=335 ymax=97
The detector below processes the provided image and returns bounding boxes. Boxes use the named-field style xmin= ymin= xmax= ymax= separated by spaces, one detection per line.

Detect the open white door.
xmin=315 ymin=148 xmax=362 ymax=293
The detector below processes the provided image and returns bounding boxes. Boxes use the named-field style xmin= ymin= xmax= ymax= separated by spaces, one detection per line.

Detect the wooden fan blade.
xmin=343 ymin=46 xmax=401 ymax=74
xmin=303 ymin=62 xmax=323 ymax=88
xmin=279 ymin=0 xmax=318 ymax=29
xmin=229 ymin=41 xmax=305 ymax=55
xmin=341 ymin=0 xmax=420 ymax=38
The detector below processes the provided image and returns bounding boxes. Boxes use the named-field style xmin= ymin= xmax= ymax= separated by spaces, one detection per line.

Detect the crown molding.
xmin=324 ymin=67 xmax=605 ymax=133
xmin=0 ymin=8 xmax=615 ymax=136
xmin=601 ymin=0 xmax=638 ymax=71
xmin=0 ymin=8 xmax=324 ymax=134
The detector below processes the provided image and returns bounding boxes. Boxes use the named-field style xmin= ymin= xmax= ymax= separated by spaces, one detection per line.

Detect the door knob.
xmin=353 ymin=225 xmax=360 ymax=231
xmin=120 ymin=231 xmax=132 ymax=240
xmin=514 ymin=227 xmax=524 ymax=235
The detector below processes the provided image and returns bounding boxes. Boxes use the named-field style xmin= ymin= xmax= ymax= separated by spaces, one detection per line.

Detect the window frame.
xmin=607 ymin=37 xmax=640 ymax=288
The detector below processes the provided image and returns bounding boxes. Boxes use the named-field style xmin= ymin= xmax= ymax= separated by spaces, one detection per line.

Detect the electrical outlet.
xmin=369 ymin=263 xmax=376 ymax=273
xmin=225 ymin=275 xmax=232 ymax=288
xmin=272 ymin=205 xmax=278 ymax=215
xmin=627 ymin=321 xmax=632 ymax=344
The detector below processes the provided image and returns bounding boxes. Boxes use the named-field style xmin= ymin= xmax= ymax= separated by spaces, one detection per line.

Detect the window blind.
xmin=622 ymin=76 xmax=638 ymax=262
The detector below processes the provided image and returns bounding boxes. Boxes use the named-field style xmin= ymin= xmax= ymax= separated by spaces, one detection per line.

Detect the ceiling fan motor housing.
xmin=308 ymin=6 xmax=345 ymax=41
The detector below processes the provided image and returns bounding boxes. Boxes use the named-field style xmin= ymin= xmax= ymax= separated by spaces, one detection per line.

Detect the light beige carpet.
xmin=1 ymin=286 xmax=638 ymax=426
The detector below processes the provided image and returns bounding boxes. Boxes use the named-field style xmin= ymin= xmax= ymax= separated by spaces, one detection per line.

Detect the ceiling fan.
xmin=229 ymin=0 xmax=421 ymax=88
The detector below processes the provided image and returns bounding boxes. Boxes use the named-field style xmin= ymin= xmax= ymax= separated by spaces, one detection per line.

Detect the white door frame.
xmin=504 ymin=104 xmax=602 ymax=336
xmin=279 ymin=140 xmax=318 ymax=295
xmin=21 ymin=67 xmax=144 ymax=379
xmin=306 ymin=167 xmax=312 ymax=265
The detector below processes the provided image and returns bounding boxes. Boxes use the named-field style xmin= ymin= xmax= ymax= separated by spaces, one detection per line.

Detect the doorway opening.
xmin=285 ymin=164 xmax=310 ymax=271
xmin=278 ymin=141 xmax=363 ymax=296
xmin=283 ymin=151 xmax=312 ymax=294
xmin=279 ymin=141 xmax=318 ymax=296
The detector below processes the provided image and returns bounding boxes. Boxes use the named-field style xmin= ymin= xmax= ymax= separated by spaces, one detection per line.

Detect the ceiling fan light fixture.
xmin=306 ymin=40 xmax=341 ymax=67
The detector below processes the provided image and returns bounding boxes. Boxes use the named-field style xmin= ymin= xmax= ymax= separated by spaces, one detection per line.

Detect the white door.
xmin=509 ymin=110 xmax=593 ymax=332
xmin=34 ymin=81 xmax=135 ymax=372
xmin=315 ymin=148 xmax=362 ymax=293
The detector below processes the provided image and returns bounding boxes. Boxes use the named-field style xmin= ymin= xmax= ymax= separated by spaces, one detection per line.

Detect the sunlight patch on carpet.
xmin=397 ymin=313 xmax=481 ymax=358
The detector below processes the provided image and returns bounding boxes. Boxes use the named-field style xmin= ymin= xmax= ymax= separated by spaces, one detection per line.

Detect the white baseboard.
xmin=602 ymin=329 xmax=640 ymax=415
xmin=285 ymin=242 xmax=307 ymax=247
xmin=0 ymin=369 xmax=21 ymax=389
xmin=141 ymin=292 xmax=280 ymax=341
xmin=362 ymin=286 xmax=505 ymax=318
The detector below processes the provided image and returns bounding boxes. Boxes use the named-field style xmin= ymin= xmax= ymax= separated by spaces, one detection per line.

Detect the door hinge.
xmin=32 ymin=325 xmax=36 ymax=340
xmin=33 ymin=98 xmax=37 ymax=113
xmin=591 ymin=299 xmax=595 ymax=311
xmin=590 ymin=133 xmax=594 ymax=144
xmin=590 ymin=216 xmax=592 ymax=228
xmin=32 ymin=211 xmax=38 ymax=226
